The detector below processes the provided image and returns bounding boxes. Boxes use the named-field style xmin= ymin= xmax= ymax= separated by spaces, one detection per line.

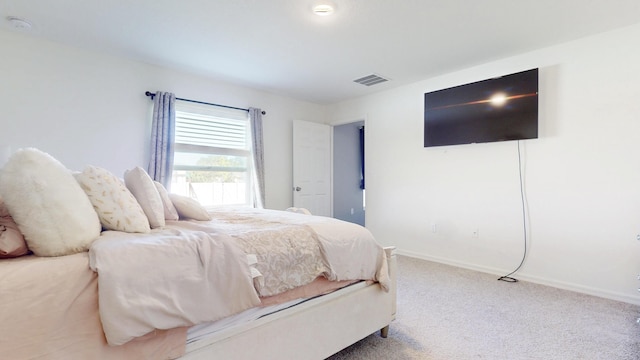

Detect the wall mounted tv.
xmin=424 ymin=68 xmax=538 ymax=147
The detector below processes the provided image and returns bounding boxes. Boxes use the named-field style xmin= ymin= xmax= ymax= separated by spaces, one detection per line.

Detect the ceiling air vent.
xmin=353 ymin=74 xmax=389 ymax=86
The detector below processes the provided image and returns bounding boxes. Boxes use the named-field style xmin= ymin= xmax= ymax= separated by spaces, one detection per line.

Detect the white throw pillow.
xmin=75 ymin=166 xmax=151 ymax=233
xmin=0 ymin=148 xmax=101 ymax=256
xmin=154 ymin=181 xmax=179 ymax=221
xmin=124 ymin=167 xmax=165 ymax=228
xmin=169 ymin=194 xmax=212 ymax=221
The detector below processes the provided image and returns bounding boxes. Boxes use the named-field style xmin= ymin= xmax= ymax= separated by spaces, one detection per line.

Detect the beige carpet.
xmin=327 ymin=255 xmax=640 ymax=360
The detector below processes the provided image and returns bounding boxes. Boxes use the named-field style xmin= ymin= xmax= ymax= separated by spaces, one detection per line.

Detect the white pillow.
xmin=0 ymin=148 xmax=101 ymax=257
xmin=123 ymin=167 xmax=165 ymax=229
xmin=169 ymin=194 xmax=212 ymax=221
xmin=286 ymin=207 xmax=312 ymax=215
xmin=154 ymin=181 xmax=179 ymax=221
xmin=75 ymin=166 xmax=151 ymax=233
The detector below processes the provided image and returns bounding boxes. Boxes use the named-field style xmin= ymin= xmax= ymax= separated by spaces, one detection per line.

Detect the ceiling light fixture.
xmin=6 ymin=16 xmax=32 ymax=31
xmin=313 ymin=2 xmax=336 ymax=16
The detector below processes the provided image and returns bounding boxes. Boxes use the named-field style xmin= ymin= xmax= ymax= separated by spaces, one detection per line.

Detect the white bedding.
xmin=89 ymin=208 xmax=389 ymax=346
xmin=89 ymin=227 xmax=261 ymax=346
xmin=207 ymin=208 xmax=390 ymax=291
xmin=175 ymin=208 xmax=389 ymax=294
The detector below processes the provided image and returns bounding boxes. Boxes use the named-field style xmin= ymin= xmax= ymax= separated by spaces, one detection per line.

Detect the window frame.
xmin=171 ymin=102 xmax=254 ymax=207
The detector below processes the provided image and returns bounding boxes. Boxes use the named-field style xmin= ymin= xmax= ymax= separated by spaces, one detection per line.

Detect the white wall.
xmin=0 ymin=30 xmax=325 ymax=211
xmin=3 ymin=22 xmax=640 ymax=304
xmin=327 ymin=23 xmax=640 ymax=304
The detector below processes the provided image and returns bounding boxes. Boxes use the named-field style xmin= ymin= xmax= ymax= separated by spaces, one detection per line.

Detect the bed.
xmin=0 ymin=148 xmax=396 ymax=359
xmin=0 ymin=149 xmax=396 ymax=360
xmin=1 ymin=211 xmax=396 ymax=359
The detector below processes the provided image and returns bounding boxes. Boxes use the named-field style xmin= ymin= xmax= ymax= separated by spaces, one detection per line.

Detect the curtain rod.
xmin=145 ymin=91 xmax=266 ymax=115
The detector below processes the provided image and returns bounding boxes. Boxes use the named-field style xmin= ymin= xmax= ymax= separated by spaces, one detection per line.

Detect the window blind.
xmin=175 ymin=109 xmax=249 ymax=150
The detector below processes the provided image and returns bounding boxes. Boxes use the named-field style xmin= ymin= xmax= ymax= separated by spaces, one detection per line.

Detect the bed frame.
xmin=181 ymin=246 xmax=397 ymax=359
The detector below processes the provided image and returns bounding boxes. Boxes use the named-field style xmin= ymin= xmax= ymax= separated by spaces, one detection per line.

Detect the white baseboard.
xmin=396 ymin=249 xmax=640 ymax=306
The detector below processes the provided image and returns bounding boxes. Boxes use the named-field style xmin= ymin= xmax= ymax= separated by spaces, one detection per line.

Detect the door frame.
xmin=329 ymin=114 xmax=368 ymax=220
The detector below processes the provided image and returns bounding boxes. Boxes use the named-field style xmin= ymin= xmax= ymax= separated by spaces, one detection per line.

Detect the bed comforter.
xmin=89 ymin=227 xmax=261 ymax=346
xmin=89 ymin=208 xmax=389 ymax=346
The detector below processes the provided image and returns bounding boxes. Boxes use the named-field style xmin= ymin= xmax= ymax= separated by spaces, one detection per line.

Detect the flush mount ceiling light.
xmin=6 ymin=16 xmax=32 ymax=31
xmin=313 ymin=2 xmax=336 ymax=16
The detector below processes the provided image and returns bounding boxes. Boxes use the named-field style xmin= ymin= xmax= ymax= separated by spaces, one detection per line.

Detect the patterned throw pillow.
xmin=75 ymin=166 xmax=151 ymax=233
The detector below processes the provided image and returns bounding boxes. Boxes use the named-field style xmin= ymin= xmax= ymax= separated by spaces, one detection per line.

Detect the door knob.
xmin=295 ymin=186 xmax=302 ymax=192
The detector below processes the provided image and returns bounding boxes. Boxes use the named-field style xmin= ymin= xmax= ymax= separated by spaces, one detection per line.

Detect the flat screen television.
xmin=424 ymin=68 xmax=538 ymax=147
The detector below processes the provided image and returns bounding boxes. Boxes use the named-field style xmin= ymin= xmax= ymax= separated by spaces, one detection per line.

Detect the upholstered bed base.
xmin=181 ymin=246 xmax=397 ymax=360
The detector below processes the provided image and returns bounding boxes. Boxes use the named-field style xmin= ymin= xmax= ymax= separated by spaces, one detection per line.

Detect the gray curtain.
xmin=249 ymin=108 xmax=265 ymax=208
xmin=148 ymin=91 xmax=176 ymax=188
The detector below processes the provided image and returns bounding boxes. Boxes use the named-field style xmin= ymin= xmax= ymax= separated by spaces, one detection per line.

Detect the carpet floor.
xmin=327 ymin=255 xmax=640 ymax=360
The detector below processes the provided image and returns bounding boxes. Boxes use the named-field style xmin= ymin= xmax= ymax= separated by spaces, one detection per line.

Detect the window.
xmin=171 ymin=101 xmax=254 ymax=207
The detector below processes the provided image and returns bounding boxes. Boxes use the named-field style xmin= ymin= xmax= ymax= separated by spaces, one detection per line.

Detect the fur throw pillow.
xmin=0 ymin=148 xmax=101 ymax=256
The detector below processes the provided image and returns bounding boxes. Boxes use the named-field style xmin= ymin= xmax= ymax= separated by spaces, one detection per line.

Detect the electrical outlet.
xmin=431 ymin=224 xmax=437 ymax=233
xmin=472 ymin=228 xmax=479 ymax=238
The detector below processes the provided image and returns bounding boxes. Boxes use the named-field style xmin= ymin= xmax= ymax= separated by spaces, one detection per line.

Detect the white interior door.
xmin=292 ymin=120 xmax=331 ymax=216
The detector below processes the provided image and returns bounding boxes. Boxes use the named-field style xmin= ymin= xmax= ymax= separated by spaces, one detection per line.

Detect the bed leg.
xmin=380 ymin=325 xmax=389 ymax=338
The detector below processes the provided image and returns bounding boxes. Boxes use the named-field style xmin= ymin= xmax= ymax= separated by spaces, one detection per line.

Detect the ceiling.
xmin=2 ymin=0 xmax=640 ymax=104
